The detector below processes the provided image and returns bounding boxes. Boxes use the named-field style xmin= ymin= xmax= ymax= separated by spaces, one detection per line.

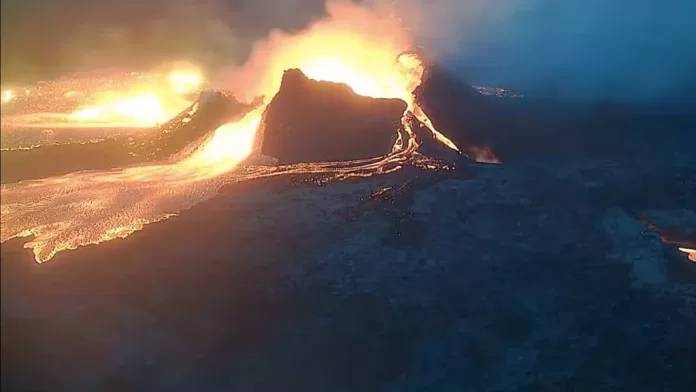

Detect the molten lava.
xmin=1 ymin=0 xmax=461 ymax=263
xmin=679 ymin=248 xmax=696 ymax=262
xmin=68 ymin=94 xmax=168 ymax=125
xmin=1 ymin=67 xmax=204 ymax=128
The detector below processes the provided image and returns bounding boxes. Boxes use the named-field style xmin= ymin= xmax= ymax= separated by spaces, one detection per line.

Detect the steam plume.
xmin=372 ymin=0 xmax=696 ymax=101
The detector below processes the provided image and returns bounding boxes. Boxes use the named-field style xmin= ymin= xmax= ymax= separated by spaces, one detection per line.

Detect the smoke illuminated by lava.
xmin=1 ymin=0 xmax=463 ymax=263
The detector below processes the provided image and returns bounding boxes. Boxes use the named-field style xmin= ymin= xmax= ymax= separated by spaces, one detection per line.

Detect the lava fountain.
xmin=0 ymin=0 xmax=459 ymax=263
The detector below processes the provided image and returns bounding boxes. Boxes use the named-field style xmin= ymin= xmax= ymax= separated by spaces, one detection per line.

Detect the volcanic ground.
xmin=1 ymin=64 xmax=696 ymax=391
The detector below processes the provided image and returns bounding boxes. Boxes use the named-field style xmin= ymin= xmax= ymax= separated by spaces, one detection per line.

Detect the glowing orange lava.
xmin=65 ymin=68 xmax=204 ymax=127
xmin=1 ymin=67 xmax=204 ymax=128
xmin=679 ymin=248 xmax=696 ymax=262
xmin=1 ymin=0 xmax=461 ymax=263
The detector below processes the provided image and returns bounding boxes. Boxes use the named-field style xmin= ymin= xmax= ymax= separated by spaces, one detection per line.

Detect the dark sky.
xmin=2 ymin=0 xmax=694 ymax=101
xmin=443 ymin=0 xmax=696 ymax=101
xmin=0 ymin=0 xmax=328 ymax=82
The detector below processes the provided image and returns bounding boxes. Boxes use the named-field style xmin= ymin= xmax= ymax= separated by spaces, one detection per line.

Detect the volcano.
xmin=1 ymin=63 xmax=478 ymax=185
xmin=3 ymin=0 xmax=695 ymax=388
xmin=3 ymin=49 xmax=696 ymax=392
xmin=413 ymin=63 xmax=555 ymax=162
xmin=257 ymin=69 xmax=406 ymax=163
xmin=0 ymin=53 xmax=470 ymax=264
xmin=0 ymin=90 xmax=258 ymax=183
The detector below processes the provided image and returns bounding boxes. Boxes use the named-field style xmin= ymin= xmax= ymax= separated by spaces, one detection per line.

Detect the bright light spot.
xmin=168 ymin=70 xmax=204 ymax=94
xmin=69 ymin=94 xmax=166 ymax=125
xmin=1 ymin=89 xmax=14 ymax=104
xmin=187 ymin=106 xmax=265 ymax=170
xmin=63 ymin=67 xmax=203 ymax=126
xmin=2 ymin=65 xmax=204 ymax=128
xmin=300 ymin=58 xmax=404 ymax=99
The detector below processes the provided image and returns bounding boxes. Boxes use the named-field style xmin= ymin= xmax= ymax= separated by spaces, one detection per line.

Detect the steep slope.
xmin=258 ymin=69 xmax=406 ymax=163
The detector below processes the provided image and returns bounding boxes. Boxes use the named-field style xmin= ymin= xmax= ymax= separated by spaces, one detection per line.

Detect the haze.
xmin=2 ymin=0 xmax=694 ymax=101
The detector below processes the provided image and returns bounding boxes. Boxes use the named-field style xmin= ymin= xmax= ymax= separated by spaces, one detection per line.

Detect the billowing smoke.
xmin=376 ymin=0 xmax=696 ymax=102
xmin=3 ymin=0 xmax=693 ymax=101
xmin=0 ymin=0 xmax=328 ymax=83
xmin=213 ymin=0 xmax=412 ymax=100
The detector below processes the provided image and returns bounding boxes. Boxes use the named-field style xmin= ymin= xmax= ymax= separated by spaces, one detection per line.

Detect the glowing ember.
xmin=1 ymin=0 xmax=460 ymax=263
xmin=679 ymin=248 xmax=696 ymax=262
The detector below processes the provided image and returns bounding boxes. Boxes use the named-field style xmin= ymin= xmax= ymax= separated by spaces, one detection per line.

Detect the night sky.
xmin=2 ymin=0 xmax=694 ymax=101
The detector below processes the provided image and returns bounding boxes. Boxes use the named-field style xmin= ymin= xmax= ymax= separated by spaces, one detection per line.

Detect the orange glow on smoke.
xmin=219 ymin=0 xmax=414 ymax=102
xmin=0 ymin=0 xmax=465 ymax=263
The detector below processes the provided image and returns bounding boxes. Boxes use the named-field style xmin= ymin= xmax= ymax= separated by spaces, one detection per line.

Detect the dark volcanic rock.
xmin=258 ymin=69 xmax=406 ymax=164
xmin=414 ymin=64 xmax=563 ymax=162
xmin=0 ymin=91 xmax=257 ymax=184
xmin=414 ymin=64 xmax=499 ymax=156
xmin=414 ymin=63 xmax=696 ymax=163
xmin=406 ymin=112 xmax=473 ymax=164
xmin=2 ymin=158 xmax=695 ymax=391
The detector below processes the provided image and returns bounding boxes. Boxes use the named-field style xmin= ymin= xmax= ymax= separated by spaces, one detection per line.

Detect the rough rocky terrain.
xmin=2 ymin=155 xmax=695 ymax=391
xmin=3 ymin=59 xmax=696 ymax=391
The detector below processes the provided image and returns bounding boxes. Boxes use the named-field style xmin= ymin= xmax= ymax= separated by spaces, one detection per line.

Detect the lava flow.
xmin=0 ymin=0 xmax=461 ymax=263
xmin=1 ymin=65 xmax=203 ymax=129
xmin=678 ymin=248 xmax=696 ymax=262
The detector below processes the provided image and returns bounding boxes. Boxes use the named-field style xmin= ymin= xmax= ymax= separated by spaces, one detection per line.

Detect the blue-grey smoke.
xmin=3 ymin=0 xmax=694 ymax=102
xmin=401 ymin=0 xmax=696 ymax=102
